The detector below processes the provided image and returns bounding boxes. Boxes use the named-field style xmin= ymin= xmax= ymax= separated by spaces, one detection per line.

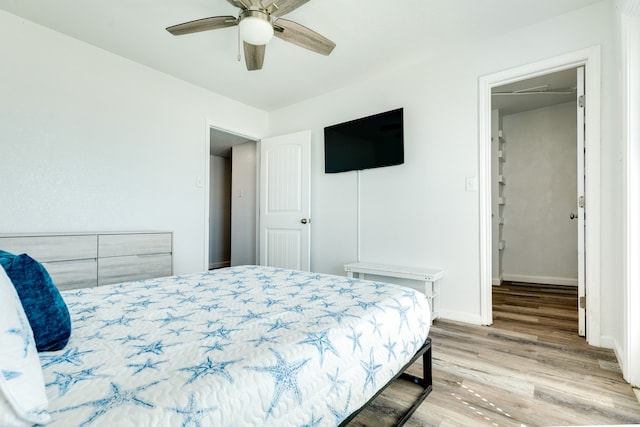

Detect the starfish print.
xmin=327 ymin=367 xmax=347 ymax=396
xmin=360 ymin=348 xmax=382 ymax=392
xmin=235 ymin=309 xmax=266 ymax=324
xmin=100 ymin=315 xmax=137 ymax=327
xmin=200 ymin=325 xmax=239 ymax=341
xmin=127 ymin=358 xmax=167 ymax=375
xmin=245 ymin=348 xmax=310 ymax=418
xmin=56 ymin=381 xmax=161 ymax=427
xmin=347 ymin=326 xmax=363 ymax=353
xmin=328 ymin=387 xmax=352 ymax=423
xmin=47 ymin=367 xmax=108 ymax=396
xmin=246 ymin=335 xmax=280 ymax=348
xmin=317 ymin=308 xmax=357 ymax=325
xmin=262 ymin=318 xmax=295 ymax=333
xmin=154 ymin=312 xmax=193 ymax=327
xmin=128 ymin=340 xmax=177 ymax=358
xmin=200 ymin=341 xmax=231 ymax=353
xmin=40 ymin=347 xmax=94 ymax=369
xmin=167 ymin=392 xmax=218 ymax=427
xmin=384 ymin=337 xmax=398 ymax=362
xmin=114 ymin=333 xmax=148 ymax=344
xmin=387 ymin=298 xmax=410 ymax=332
xmin=298 ymin=330 xmax=339 ymax=366
xmin=6 ymin=307 xmax=33 ymax=357
xmin=180 ymin=357 xmax=240 ymax=385
xmin=301 ymin=412 xmax=324 ymax=427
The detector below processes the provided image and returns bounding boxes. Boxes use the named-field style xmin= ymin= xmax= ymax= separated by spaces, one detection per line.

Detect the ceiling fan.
xmin=166 ymin=0 xmax=336 ymax=71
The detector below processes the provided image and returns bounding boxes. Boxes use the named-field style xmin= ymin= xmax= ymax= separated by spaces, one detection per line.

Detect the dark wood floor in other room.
xmin=348 ymin=282 xmax=640 ymax=426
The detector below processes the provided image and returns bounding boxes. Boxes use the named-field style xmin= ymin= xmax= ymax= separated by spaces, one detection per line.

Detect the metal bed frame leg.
xmin=339 ymin=338 xmax=433 ymax=426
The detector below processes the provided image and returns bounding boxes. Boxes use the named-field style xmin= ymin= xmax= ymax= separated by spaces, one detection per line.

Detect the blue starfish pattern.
xmin=6 ymin=307 xmax=32 ymax=357
xmin=167 ymin=392 xmax=218 ymax=427
xmin=246 ymin=348 xmax=310 ymax=418
xmin=298 ymin=330 xmax=339 ymax=366
xmin=100 ymin=315 xmax=137 ymax=327
xmin=200 ymin=325 xmax=239 ymax=341
xmin=317 ymin=308 xmax=358 ymax=325
xmin=246 ymin=335 xmax=280 ymax=348
xmin=327 ymin=367 xmax=347 ymax=396
xmin=47 ymin=367 xmax=108 ymax=396
xmin=2 ymin=370 xmax=21 ymax=381
xmin=262 ymin=318 xmax=295 ymax=333
xmin=36 ymin=265 xmax=429 ymax=425
xmin=128 ymin=340 xmax=177 ymax=358
xmin=114 ymin=333 xmax=148 ymax=344
xmin=387 ymin=298 xmax=410 ymax=332
xmin=328 ymin=387 xmax=352 ymax=423
xmin=56 ymin=381 xmax=161 ymax=427
xmin=180 ymin=357 xmax=240 ymax=385
xmin=360 ymin=349 xmax=382 ymax=392
xmin=300 ymin=412 xmax=324 ymax=427
xmin=126 ymin=358 xmax=167 ymax=375
xmin=235 ymin=309 xmax=266 ymax=324
xmin=384 ymin=337 xmax=398 ymax=362
xmin=347 ymin=326 xmax=363 ymax=352
xmin=201 ymin=341 xmax=231 ymax=353
xmin=154 ymin=312 xmax=193 ymax=327
xmin=40 ymin=347 xmax=94 ymax=368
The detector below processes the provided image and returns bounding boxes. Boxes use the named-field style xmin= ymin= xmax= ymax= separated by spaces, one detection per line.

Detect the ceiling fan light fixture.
xmin=239 ymin=10 xmax=273 ymax=45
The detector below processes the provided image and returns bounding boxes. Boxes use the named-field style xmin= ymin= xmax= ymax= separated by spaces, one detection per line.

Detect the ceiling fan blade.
xmin=226 ymin=0 xmax=251 ymax=9
xmin=166 ymin=16 xmax=237 ymax=36
xmin=266 ymin=0 xmax=310 ymax=17
xmin=274 ymin=19 xmax=335 ymax=55
xmin=244 ymin=42 xmax=266 ymax=71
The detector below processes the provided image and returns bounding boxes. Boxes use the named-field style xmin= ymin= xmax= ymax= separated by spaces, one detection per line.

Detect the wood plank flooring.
xmin=347 ymin=282 xmax=640 ymax=426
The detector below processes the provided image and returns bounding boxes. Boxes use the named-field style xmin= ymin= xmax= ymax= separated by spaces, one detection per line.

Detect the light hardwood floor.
xmin=348 ymin=282 xmax=640 ymax=426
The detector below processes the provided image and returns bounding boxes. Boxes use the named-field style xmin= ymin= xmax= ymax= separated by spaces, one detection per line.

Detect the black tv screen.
xmin=324 ymin=108 xmax=404 ymax=173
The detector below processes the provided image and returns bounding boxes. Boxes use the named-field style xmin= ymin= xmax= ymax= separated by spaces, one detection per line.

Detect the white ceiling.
xmin=492 ymin=67 xmax=579 ymax=116
xmin=0 ymin=0 xmax=602 ymax=111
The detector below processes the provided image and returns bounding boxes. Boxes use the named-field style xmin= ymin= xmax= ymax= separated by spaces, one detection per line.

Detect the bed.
xmin=1 ymin=264 xmax=432 ymax=426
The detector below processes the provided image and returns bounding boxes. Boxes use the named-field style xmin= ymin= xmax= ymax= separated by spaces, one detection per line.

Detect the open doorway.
xmin=490 ymin=68 xmax=582 ymax=335
xmin=209 ymin=127 xmax=258 ymax=269
xmin=478 ymin=47 xmax=602 ymax=346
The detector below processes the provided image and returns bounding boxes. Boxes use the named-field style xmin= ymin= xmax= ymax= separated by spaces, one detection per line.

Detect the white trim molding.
xmin=621 ymin=10 xmax=640 ymax=387
xmin=478 ymin=46 xmax=602 ymax=347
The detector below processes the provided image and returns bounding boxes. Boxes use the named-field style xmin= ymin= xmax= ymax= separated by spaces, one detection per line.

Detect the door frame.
xmin=203 ymin=121 xmax=261 ymax=272
xmin=478 ymin=46 xmax=602 ymax=346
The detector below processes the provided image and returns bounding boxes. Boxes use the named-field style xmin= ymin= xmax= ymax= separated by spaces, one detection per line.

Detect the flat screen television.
xmin=324 ymin=108 xmax=404 ymax=173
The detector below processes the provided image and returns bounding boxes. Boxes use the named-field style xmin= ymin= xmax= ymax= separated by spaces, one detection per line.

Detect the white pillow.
xmin=0 ymin=265 xmax=51 ymax=426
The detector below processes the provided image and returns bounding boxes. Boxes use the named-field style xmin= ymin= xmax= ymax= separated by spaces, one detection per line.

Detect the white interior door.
xmin=259 ymin=130 xmax=311 ymax=271
xmin=577 ymin=66 xmax=586 ymax=337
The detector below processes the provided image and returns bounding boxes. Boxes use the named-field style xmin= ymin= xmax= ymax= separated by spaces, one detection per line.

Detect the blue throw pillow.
xmin=0 ymin=250 xmax=71 ymax=352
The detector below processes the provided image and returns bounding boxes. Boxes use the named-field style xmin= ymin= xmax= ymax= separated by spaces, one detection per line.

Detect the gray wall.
xmin=209 ymin=155 xmax=232 ymax=269
xmin=231 ymin=142 xmax=257 ymax=266
xmin=501 ymin=101 xmax=578 ymax=285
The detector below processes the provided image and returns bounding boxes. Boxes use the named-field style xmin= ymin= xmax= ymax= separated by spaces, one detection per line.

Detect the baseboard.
xmin=502 ymin=274 xmax=578 ymax=287
xmin=209 ymin=261 xmax=231 ymax=270
xmin=492 ymin=277 xmax=502 ymax=286
xmin=437 ymin=310 xmax=483 ymax=326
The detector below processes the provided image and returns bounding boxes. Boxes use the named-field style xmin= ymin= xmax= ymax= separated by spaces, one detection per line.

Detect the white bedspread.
xmin=41 ymin=265 xmax=431 ymax=426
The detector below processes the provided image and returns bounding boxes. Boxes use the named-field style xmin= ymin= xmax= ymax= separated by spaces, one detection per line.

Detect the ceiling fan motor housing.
xmin=239 ymin=9 xmax=274 ymax=45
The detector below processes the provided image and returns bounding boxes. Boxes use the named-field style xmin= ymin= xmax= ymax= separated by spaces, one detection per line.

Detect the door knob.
xmin=300 ymin=218 xmax=308 ymax=224
xmin=570 ymin=213 xmax=577 ymax=220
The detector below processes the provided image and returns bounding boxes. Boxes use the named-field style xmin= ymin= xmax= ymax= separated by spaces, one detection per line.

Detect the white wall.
xmin=209 ymin=155 xmax=231 ymax=268
xmin=230 ymin=142 xmax=257 ymax=266
xmin=268 ymin=1 xmax=619 ymax=327
xmin=0 ymin=11 xmax=268 ymax=274
xmin=491 ymin=109 xmax=502 ymax=285
xmin=501 ymin=102 xmax=578 ymax=285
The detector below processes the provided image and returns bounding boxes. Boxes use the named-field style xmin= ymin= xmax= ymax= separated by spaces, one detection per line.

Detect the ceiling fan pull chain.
xmin=237 ymin=25 xmax=241 ymax=62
